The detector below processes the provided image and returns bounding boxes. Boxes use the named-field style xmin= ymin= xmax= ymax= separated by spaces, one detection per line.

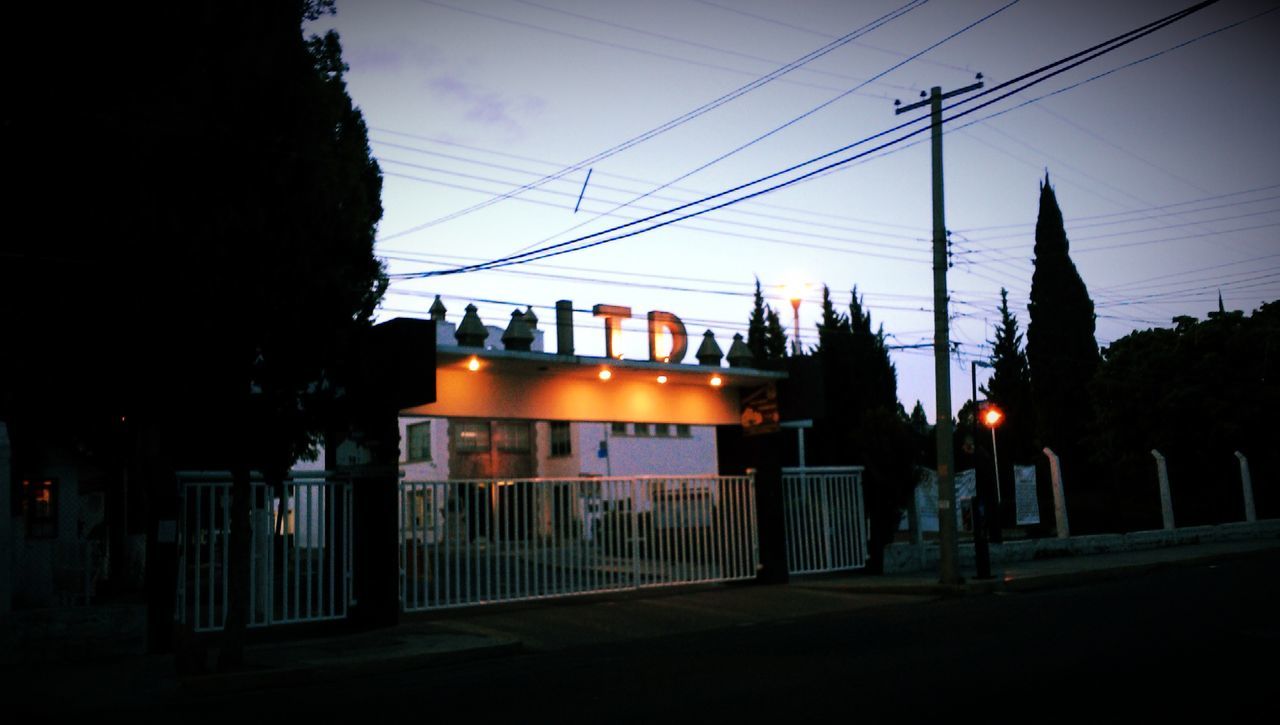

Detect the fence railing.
xmin=782 ymin=467 xmax=867 ymax=575
xmin=400 ymin=475 xmax=757 ymax=611
xmin=176 ymin=472 xmax=353 ymax=632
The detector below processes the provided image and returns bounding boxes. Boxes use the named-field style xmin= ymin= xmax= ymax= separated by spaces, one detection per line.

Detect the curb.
xmin=178 ymin=636 xmax=523 ymax=695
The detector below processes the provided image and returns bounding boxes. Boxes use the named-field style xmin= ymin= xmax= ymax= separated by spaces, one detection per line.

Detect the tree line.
xmin=743 ymin=173 xmax=1278 ymax=562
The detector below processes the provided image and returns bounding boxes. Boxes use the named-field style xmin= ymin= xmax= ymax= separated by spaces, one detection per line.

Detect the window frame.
xmin=20 ymin=478 xmax=57 ymax=539
xmin=496 ymin=421 xmax=531 ymax=453
xmin=454 ymin=422 xmax=491 ymax=453
xmin=406 ymin=421 xmax=433 ymax=462
xmin=549 ymin=421 xmax=572 ymax=458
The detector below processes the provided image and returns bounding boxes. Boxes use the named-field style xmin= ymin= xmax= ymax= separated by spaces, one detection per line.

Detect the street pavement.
xmin=9 ymin=537 xmax=1278 ymax=713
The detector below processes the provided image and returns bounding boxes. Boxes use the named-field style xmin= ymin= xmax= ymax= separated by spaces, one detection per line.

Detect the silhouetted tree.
xmin=3 ymin=0 xmax=385 ymax=668
xmin=764 ymin=305 xmax=790 ymax=361
xmin=745 ymin=278 xmax=789 ymax=364
xmin=1026 ymin=174 xmax=1098 ymax=472
xmin=809 ymin=285 xmax=917 ymax=572
xmin=981 ymin=288 xmax=1036 ymax=511
xmin=1090 ymin=300 xmax=1279 ymax=530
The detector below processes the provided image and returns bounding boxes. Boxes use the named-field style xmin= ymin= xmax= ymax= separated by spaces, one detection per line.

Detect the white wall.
xmin=400 ymin=417 xmax=449 ymax=480
xmin=578 ymin=423 xmax=718 ymax=478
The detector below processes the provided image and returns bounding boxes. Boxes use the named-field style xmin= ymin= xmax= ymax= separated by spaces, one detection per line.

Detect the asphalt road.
xmin=152 ymin=549 xmax=1280 ymax=720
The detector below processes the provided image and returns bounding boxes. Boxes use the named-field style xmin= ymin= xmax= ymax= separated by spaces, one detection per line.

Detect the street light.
xmin=785 ymin=281 xmax=809 ymax=355
xmin=969 ymin=359 xmax=1001 ymax=570
xmin=980 ymin=401 xmax=1005 ymax=507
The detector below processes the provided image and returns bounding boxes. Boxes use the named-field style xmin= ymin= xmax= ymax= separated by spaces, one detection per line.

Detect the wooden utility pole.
xmin=896 ymin=77 xmax=982 ymax=585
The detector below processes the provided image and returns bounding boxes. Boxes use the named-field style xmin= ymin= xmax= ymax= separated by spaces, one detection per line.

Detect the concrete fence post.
xmin=1151 ymin=450 xmax=1174 ymax=530
xmin=1043 ymin=447 xmax=1069 ymax=539
xmin=1234 ymin=451 xmax=1257 ymax=523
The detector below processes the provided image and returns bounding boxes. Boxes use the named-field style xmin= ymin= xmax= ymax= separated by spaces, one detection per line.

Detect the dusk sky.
xmin=310 ymin=0 xmax=1280 ymax=422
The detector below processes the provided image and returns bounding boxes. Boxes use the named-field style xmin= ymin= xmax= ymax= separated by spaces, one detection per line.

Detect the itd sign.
xmin=592 ymin=304 xmax=688 ymax=363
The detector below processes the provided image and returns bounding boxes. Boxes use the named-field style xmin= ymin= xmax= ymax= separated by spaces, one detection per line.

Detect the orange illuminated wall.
xmin=403 ymin=366 xmax=743 ymax=425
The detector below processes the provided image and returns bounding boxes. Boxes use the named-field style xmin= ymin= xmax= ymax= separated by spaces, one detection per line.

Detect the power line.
xmin=686 ymin=0 xmax=979 ymax=75
xmin=374 ymin=152 xmax=929 ymax=244
xmin=402 ymin=0 xmax=1219 ymax=278
xmin=503 ymin=0 xmax=1019 ymax=257
xmin=369 ymin=127 xmax=932 ymax=234
xmin=509 ymin=0 xmax=922 ymax=94
xmin=389 ymin=0 xmax=929 ymax=239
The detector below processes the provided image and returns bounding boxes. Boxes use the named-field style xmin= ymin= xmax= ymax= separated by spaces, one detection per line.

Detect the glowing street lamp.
xmin=980 ymin=402 xmax=1005 ymax=505
xmin=785 ymin=281 xmax=809 ymax=355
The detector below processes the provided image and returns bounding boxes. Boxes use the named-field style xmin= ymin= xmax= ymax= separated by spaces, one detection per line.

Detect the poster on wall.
xmin=954 ymin=469 xmax=976 ymax=532
xmin=1014 ymin=465 xmax=1040 ymax=525
xmin=906 ymin=468 xmax=976 ymax=533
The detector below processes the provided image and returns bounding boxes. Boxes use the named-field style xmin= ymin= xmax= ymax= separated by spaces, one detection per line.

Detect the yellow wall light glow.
xmin=709 ymin=375 xmax=723 ymax=387
xmin=467 ymin=356 xmax=481 ymax=372
xmin=656 ymin=375 xmax=668 ymax=384
xmin=598 ymin=368 xmax=613 ymax=381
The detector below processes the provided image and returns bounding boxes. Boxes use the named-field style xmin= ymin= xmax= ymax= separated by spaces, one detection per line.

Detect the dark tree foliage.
xmin=981 ymin=288 xmax=1036 ymax=508
xmin=3 ymin=1 xmax=385 ymax=665
xmin=1090 ymin=301 xmax=1280 ymax=530
xmin=746 ymin=278 xmax=789 ymax=364
xmin=807 ymin=285 xmax=917 ymax=572
xmin=764 ymin=306 xmax=789 ymax=361
xmin=1025 ymin=174 xmax=1099 ymax=470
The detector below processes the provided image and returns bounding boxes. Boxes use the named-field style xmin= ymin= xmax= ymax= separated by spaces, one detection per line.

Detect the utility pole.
xmin=896 ymin=76 xmax=982 ymax=586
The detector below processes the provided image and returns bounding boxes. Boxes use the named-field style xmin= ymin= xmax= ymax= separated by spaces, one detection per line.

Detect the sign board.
xmin=909 ymin=468 xmax=976 ymax=533
xmin=954 ymin=469 xmax=976 ymax=532
xmin=740 ymin=383 xmax=780 ymax=436
xmin=1014 ymin=464 xmax=1040 ymax=525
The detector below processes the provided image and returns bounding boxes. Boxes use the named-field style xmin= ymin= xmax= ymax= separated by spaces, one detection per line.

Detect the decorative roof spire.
xmin=429 ymin=294 xmax=448 ymax=322
xmin=726 ymin=333 xmax=755 ymax=368
xmin=502 ymin=308 xmax=535 ymax=351
xmin=455 ymin=304 xmax=489 ymax=347
xmin=695 ymin=330 xmax=723 ymax=366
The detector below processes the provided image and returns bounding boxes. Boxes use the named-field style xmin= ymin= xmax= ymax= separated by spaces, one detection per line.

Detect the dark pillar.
xmin=717 ymin=424 xmax=787 ymax=584
xmin=340 ymin=418 xmax=402 ymax=631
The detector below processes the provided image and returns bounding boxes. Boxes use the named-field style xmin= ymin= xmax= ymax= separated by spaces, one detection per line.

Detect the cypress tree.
xmin=1026 ymin=174 xmax=1099 ymax=466
xmin=983 ymin=288 xmax=1034 ymax=455
xmin=747 ymin=278 xmax=769 ymax=364
xmin=764 ymin=305 xmax=789 ymax=360
xmin=981 ymin=288 xmax=1036 ymax=514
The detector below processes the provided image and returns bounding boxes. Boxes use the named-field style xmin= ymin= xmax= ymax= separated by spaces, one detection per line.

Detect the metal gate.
xmin=782 ymin=466 xmax=867 ymax=575
xmin=176 ymin=471 xmax=353 ymax=632
xmin=400 ymin=475 xmax=758 ymax=611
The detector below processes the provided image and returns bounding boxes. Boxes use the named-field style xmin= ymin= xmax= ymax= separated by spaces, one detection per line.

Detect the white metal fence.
xmin=400 ymin=475 xmax=758 ymax=611
xmin=176 ymin=472 xmax=353 ymax=632
xmin=782 ymin=467 xmax=868 ymax=575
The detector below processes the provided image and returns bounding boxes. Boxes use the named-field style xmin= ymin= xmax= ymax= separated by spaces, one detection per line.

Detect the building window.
xmin=455 ymin=422 xmax=490 ymax=453
xmin=633 ymin=423 xmax=650 ymax=437
xmin=497 ymin=421 xmax=531 ymax=453
xmin=407 ymin=422 xmax=432 ymax=462
xmin=676 ymin=424 xmax=692 ymax=438
xmin=654 ymin=424 xmax=672 ymax=437
xmin=550 ymin=421 xmax=572 ymax=457
xmin=610 ymin=422 xmax=628 ymax=436
xmin=21 ymin=479 xmax=57 ymax=539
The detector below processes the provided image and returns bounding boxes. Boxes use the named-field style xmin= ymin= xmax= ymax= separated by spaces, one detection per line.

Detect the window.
xmin=455 ymin=422 xmax=490 ymax=452
xmin=407 ymin=422 xmax=432 ymax=462
xmin=676 ymin=424 xmax=692 ymax=438
xmin=550 ymin=421 xmax=572 ymax=457
xmin=654 ymin=424 xmax=672 ymax=437
xmin=21 ymin=479 xmax=57 ymax=539
xmin=633 ymin=423 xmax=650 ymax=437
xmin=497 ymin=422 xmax=531 ymax=453
xmin=610 ymin=422 xmax=627 ymax=436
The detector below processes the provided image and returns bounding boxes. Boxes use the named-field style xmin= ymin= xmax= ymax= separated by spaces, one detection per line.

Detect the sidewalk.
xmin=10 ymin=537 xmax=1278 ymax=711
